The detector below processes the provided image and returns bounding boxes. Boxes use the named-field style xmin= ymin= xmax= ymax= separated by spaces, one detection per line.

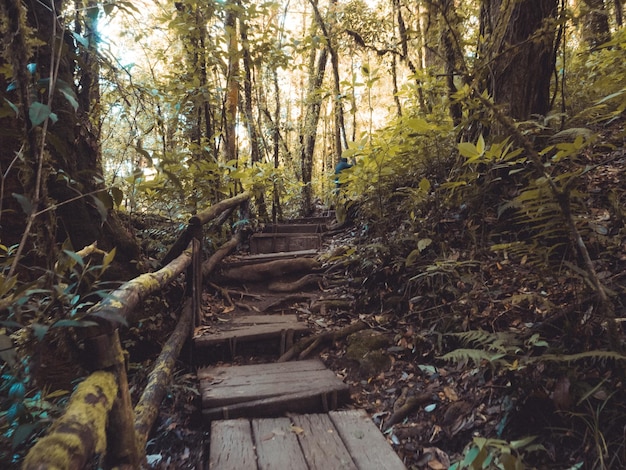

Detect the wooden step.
xmin=250 ymin=233 xmax=322 ymax=254
xmin=199 ymin=359 xmax=350 ymax=421
xmin=194 ymin=314 xmax=309 ymax=356
xmin=262 ymin=223 xmax=323 ymax=233
xmin=208 ymin=410 xmax=406 ymax=470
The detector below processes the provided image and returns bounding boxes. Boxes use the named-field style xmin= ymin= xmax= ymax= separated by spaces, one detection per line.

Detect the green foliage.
xmin=450 ymin=436 xmax=544 ymax=470
xmin=0 ymin=245 xmax=117 ymax=458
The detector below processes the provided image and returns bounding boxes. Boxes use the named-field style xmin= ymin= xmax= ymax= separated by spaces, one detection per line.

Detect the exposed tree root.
xmin=277 ymin=320 xmax=367 ymax=362
xmin=268 ymin=274 xmax=323 ymax=292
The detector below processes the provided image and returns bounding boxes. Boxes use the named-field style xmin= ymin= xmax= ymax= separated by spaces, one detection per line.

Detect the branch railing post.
xmin=81 ymin=324 xmax=139 ymax=468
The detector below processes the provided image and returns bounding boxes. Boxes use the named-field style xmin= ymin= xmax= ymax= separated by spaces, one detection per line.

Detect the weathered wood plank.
xmin=194 ymin=315 xmax=309 ymax=348
xmin=209 ymin=419 xmax=257 ymax=470
xmin=262 ymin=224 xmax=322 ymax=233
xmin=203 ymin=388 xmax=346 ymax=421
xmin=291 ymin=413 xmax=357 ymax=469
xmin=232 ymin=314 xmax=301 ymax=325
xmin=329 ymin=410 xmax=406 ymax=470
xmin=198 ymin=358 xmax=327 ymax=381
xmin=250 ymin=233 xmax=321 ymax=254
xmin=200 ymin=360 xmax=347 ymax=408
xmin=252 ymin=417 xmax=308 ymax=470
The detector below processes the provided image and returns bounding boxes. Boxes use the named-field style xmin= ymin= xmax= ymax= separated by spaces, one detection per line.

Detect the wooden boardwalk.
xmin=209 ymin=410 xmax=406 ymax=470
xmin=199 ymin=220 xmax=406 ymax=469
xmin=199 ymin=359 xmax=350 ymax=421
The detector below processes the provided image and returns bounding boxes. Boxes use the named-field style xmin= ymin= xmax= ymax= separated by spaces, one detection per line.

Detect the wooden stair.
xmin=199 ymin=359 xmax=350 ymax=421
xmin=198 ymin=216 xmax=406 ymax=469
xmin=209 ymin=410 xmax=406 ymax=470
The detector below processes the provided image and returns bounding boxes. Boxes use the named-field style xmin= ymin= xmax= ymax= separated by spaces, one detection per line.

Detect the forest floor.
xmin=126 ymin=149 xmax=625 ymax=469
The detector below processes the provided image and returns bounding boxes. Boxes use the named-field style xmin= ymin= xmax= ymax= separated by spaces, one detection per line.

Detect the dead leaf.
xmin=443 ymin=386 xmax=458 ymax=401
xmin=290 ymin=425 xmax=305 ymax=435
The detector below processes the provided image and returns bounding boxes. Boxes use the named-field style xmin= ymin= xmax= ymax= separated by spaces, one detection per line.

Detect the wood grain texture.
xmin=292 ymin=413 xmax=357 ymax=469
xmin=252 ymin=417 xmax=308 ymax=470
xmin=209 ymin=419 xmax=256 ymax=470
xmin=329 ymin=410 xmax=406 ymax=470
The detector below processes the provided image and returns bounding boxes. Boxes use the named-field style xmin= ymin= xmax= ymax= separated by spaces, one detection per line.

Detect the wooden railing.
xmin=22 ymin=191 xmax=251 ymax=469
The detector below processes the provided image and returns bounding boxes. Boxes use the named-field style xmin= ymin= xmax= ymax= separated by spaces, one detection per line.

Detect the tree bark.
xmin=479 ymin=0 xmax=558 ymax=120
xmin=23 ymin=371 xmax=118 ymax=470
xmin=300 ymin=0 xmax=329 ymax=216
xmin=134 ymin=300 xmax=194 ymax=460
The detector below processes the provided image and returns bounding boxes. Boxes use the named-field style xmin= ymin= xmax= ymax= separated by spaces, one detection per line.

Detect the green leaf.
xmin=31 ymin=323 xmax=49 ymax=341
xmin=102 ymin=247 xmax=116 ymax=271
xmin=12 ymin=193 xmax=33 ymax=215
xmin=12 ymin=423 xmax=38 ymax=450
xmin=71 ymin=32 xmax=89 ymax=48
xmin=417 ymin=238 xmax=432 ymax=252
xmin=29 ymin=101 xmax=51 ymax=126
xmin=111 ymin=186 xmax=124 ymax=207
xmin=418 ymin=178 xmax=431 ymax=192
xmin=52 ymin=319 xmax=98 ymax=328
xmin=406 ymin=118 xmax=431 ymax=133
xmin=63 ymin=249 xmax=85 ymax=268
xmin=458 ymin=142 xmax=480 ymax=160
xmin=476 ymin=134 xmax=485 ymax=155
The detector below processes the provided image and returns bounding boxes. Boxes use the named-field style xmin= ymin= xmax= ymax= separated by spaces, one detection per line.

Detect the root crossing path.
xmin=193 ymin=216 xmax=407 ymax=469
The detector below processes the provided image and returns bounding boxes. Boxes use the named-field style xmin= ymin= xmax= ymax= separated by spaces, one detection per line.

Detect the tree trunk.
xmin=299 ymin=14 xmax=329 ymax=216
xmin=0 ymin=0 xmax=141 ymax=281
xmin=239 ymin=3 xmax=268 ymax=219
xmin=479 ymin=0 xmax=558 ymax=120
xmin=224 ymin=1 xmax=239 ymax=163
xmin=581 ymin=0 xmax=611 ymax=49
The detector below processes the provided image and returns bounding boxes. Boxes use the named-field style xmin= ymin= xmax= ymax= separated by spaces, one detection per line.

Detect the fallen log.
xmin=202 ymin=231 xmax=243 ymax=280
xmin=161 ymin=191 xmax=249 ymax=266
xmin=221 ymin=257 xmax=319 ymax=283
xmin=190 ymin=191 xmax=251 ymax=226
xmin=134 ymin=299 xmax=194 ymax=459
xmin=87 ymin=244 xmax=193 ymax=324
xmin=268 ymin=274 xmax=323 ymax=292
xmin=23 ymin=371 xmax=118 ymax=470
xmin=277 ymin=320 xmax=367 ymax=362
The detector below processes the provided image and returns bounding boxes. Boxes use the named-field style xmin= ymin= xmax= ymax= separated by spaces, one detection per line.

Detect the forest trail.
xmin=192 ymin=215 xmax=406 ymax=469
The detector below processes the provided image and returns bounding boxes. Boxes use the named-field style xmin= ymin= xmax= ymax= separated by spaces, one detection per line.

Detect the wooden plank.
xmin=252 ymin=417 xmax=308 ymax=470
xmin=198 ymin=358 xmax=327 ymax=381
xmin=194 ymin=315 xmax=308 ymax=348
xmin=329 ymin=410 xmax=406 ymax=470
xmin=209 ymin=419 xmax=257 ymax=470
xmin=262 ymin=224 xmax=321 ymax=233
xmin=225 ymin=250 xmax=318 ymax=267
xmin=200 ymin=362 xmax=346 ymax=407
xmin=232 ymin=314 xmax=301 ymax=325
xmin=203 ymin=388 xmax=348 ymax=421
xmin=250 ymin=233 xmax=321 ymax=254
xmin=291 ymin=413 xmax=357 ymax=469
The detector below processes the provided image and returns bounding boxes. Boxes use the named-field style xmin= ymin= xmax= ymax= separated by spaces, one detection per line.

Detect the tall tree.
xmin=299 ymin=0 xmax=329 ymax=215
xmin=0 ymin=0 xmax=139 ymax=280
xmin=479 ymin=0 xmax=559 ymax=121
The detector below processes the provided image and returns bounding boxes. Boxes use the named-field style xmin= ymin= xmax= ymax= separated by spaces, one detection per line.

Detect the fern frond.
xmin=530 ymin=351 xmax=626 ymax=365
xmin=439 ymin=348 xmax=507 ymax=367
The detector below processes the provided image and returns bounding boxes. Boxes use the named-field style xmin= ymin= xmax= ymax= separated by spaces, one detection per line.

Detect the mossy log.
xmin=220 ymin=257 xmax=319 ymax=283
xmin=87 ymin=245 xmax=193 ymax=324
xmin=202 ymin=231 xmax=243 ymax=279
xmin=268 ymin=274 xmax=323 ymax=292
xmin=161 ymin=192 xmax=250 ymax=266
xmin=22 ymin=371 xmax=118 ymax=470
xmin=134 ymin=299 xmax=194 ymax=459
xmin=277 ymin=320 xmax=367 ymax=362
xmin=189 ymin=191 xmax=251 ymax=226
